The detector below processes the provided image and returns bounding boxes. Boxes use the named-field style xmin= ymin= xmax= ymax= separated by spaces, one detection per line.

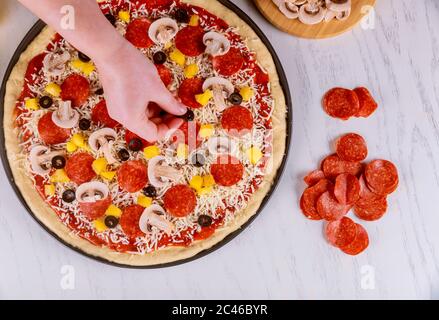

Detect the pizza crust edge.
xmin=3 ymin=0 xmax=287 ymax=267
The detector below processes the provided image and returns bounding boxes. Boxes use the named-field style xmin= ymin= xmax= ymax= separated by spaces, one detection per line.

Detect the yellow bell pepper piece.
xmin=71 ymin=133 xmax=86 ymax=147
xmin=118 ymin=10 xmax=131 ymax=23
xmin=143 ymin=145 xmax=161 ymax=159
xmin=25 ymin=98 xmax=40 ymax=111
xmin=164 ymin=41 xmax=173 ymax=50
xmin=199 ymin=124 xmax=214 ymax=139
xmin=50 ymin=169 xmax=70 ymax=183
xmin=66 ymin=141 xmax=78 ymax=153
xmin=203 ymin=175 xmax=216 ymax=188
xmin=92 ymin=158 xmax=108 ymax=175
xmin=93 ymin=219 xmax=108 ymax=233
xmin=44 ymin=184 xmax=56 ymax=197
xmin=246 ymin=146 xmax=263 ymax=165
xmin=45 ymin=83 xmax=61 ymax=97
xmin=184 ymin=64 xmax=199 ymax=79
xmin=197 ymin=186 xmax=213 ymax=196
xmin=170 ymin=49 xmax=186 ymax=67
xmin=195 ymin=90 xmax=213 ymax=107
xmin=189 ymin=15 xmax=199 ymax=26
xmin=71 ymin=59 xmax=95 ymax=76
xmin=240 ymin=86 xmax=254 ymax=102
xmin=100 ymin=171 xmax=116 ymax=181
xmin=177 ymin=143 xmax=189 ymax=160
xmin=190 ymin=175 xmax=203 ymax=191
xmin=137 ymin=195 xmax=152 ymax=208
xmin=105 ymin=204 xmax=122 ymax=218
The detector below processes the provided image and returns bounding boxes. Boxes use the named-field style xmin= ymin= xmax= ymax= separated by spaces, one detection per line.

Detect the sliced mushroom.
xmin=29 ymin=145 xmax=64 ymax=175
xmin=325 ymin=0 xmax=351 ymax=12
xmin=207 ymin=137 xmax=238 ymax=155
xmin=51 ymin=101 xmax=79 ymax=129
xmin=75 ymin=181 xmax=109 ymax=203
xmin=278 ymin=1 xmax=300 ymax=19
xmin=148 ymin=18 xmax=179 ymax=44
xmin=139 ymin=204 xmax=175 ymax=235
xmin=88 ymin=128 xmax=118 ymax=165
xmin=147 ymin=156 xmax=181 ymax=188
xmin=298 ymin=1 xmax=326 ymax=25
xmin=203 ymin=32 xmax=230 ymax=57
xmin=324 ymin=9 xmax=337 ymax=22
xmin=335 ymin=8 xmax=351 ymax=21
xmin=43 ymin=51 xmax=71 ymax=77
xmin=202 ymin=77 xmax=234 ymax=111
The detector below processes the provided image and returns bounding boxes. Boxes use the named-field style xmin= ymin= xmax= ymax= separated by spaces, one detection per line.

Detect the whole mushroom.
xmin=148 ymin=17 xmax=179 ymax=44
xmin=75 ymin=181 xmax=109 ymax=203
xmin=51 ymin=101 xmax=79 ymax=129
xmin=43 ymin=51 xmax=71 ymax=77
xmin=147 ymin=156 xmax=181 ymax=188
xmin=139 ymin=204 xmax=175 ymax=235
xmin=202 ymin=77 xmax=235 ymax=111
xmin=203 ymin=32 xmax=231 ymax=57
xmin=88 ymin=128 xmax=118 ymax=165
xmin=29 ymin=145 xmax=64 ymax=175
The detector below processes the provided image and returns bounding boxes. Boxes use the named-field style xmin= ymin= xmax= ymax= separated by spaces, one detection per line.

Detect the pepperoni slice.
xmin=125 ymin=130 xmax=152 ymax=150
xmin=325 ymin=217 xmax=357 ymax=248
xmin=156 ymin=64 xmax=172 ymax=87
xmin=334 ymin=173 xmax=360 ymax=205
xmin=194 ymin=226 xmax=216 ymax=241
xmin=340 ymin=223 xmax=369 ymax=255
xmin=323 ymin=88 xmax=360 ymax=120
xmin=212 ymin=47 xmax=245 ymax=77
xmin=357 ymin=175 xmax=383 ymax=203
xmin=120 ymin=205 xmax=145 ymax=239
xmin=37 ymin=112 xmax=71 ymax=145
xmin=91 ymin=100 xmax=120 ymax=128
xmin=211 ymin=155 xmax=244 ymax=187
xmin=171 ymin=120 xmax=201 ymax=150
xmin=117 ymin=160 xmax=148 ymax=193
xmin=65 ymin=152 xmax=96 ymax=185
xmin=178 ymin=77 xmax=204 ymax=109
xmin=364 ymin=159 xmax=399 ymax=195
xmin=163 ymin=185 xmax=197 ymax=217
xmin=354 ymin=87 xmax=378 ymax=118
xmin=60 ymin=74 xmax=90 ymax=108
xmin=221 ymin=106 xmax=253 ymax=137
xmin=300 ymin=179 xmax=333 ymax=220
xmin=316 ymin=191 xmax=351 ymax=221
xmin=321 ymin=154 xmax=363 ymax=180
xmin=79 ymin=197 xmax=112 ymax=221
xmin=336 ymin=133 xmax=368 ymax=162
xmin=125 ymin=18 xmax=154 ymax=48
xmin=254 ymin=64 xmax=269 ymax=85
xmin=175 ymin=26 xmax=205 ymax=57
xmin=303 ymin=169 xmax=325 ymax=186
xmin=354 ymin=196 xmax=388 ymax=221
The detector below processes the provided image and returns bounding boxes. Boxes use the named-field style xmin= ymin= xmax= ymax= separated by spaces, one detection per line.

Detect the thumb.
xmin=155 ymin=90 xmax=187 ymax=116
xmin=126 ymin=117 xmax=158 ymax=143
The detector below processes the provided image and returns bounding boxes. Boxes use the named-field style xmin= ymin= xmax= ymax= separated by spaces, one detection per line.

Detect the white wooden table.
xmin=1 ymin=0 xmax=438 ymax=299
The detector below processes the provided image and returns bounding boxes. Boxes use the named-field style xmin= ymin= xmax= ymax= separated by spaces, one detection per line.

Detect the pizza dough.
xmin=3 ymin=0 xmax=287 ymax=266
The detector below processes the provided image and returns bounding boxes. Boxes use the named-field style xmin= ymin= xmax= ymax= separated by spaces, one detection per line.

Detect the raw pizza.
xmin=3 ymin=0 xmax=287 ymax=266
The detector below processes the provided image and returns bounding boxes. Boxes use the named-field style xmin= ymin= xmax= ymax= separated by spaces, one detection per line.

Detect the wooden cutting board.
xmin=253 ymin=0 xmax=376 ymax=39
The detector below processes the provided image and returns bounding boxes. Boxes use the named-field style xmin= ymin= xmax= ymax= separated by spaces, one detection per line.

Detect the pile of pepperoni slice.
xmin=323 ymin=87 xmax=378 ymax=120
xmin=300 ymin=133 xmax=399 ymax=255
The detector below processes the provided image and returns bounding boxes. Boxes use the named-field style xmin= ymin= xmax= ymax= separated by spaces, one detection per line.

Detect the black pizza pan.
xmin=0 ymin=0 xmax=292 ymax=269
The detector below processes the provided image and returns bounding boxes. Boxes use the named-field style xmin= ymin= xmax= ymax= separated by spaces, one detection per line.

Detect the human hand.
xmin=94 ymin=41 xmax=187 ymax=142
